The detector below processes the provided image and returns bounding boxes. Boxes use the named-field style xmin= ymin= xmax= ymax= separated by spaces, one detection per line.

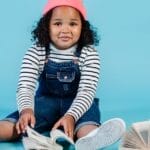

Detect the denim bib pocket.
xmin=57 ymin=67 xmax=75 ymax=83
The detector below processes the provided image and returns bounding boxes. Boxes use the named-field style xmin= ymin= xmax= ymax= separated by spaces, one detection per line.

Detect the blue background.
xmin=0 ymin=0 xmax=150 ymax=149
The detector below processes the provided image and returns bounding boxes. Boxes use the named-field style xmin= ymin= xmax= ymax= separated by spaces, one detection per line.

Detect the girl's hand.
xmin=16 ymin=108 xmax=35 ymax=134
xmin=52 ymin=114 xmax=75 ymax=139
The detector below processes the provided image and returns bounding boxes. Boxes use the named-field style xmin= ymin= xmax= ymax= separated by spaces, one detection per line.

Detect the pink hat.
xmin=43 ymin=0 xmax=86 ymax=19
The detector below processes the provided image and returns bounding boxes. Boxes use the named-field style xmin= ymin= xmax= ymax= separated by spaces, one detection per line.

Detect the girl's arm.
xmin=66 ymin=46 xmax=100 ymax=121
xmin=16 ymin=44 xmax=45 ymax=113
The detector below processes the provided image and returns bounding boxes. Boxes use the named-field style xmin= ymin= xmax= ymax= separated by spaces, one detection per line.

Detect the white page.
xmin=50 ymin=129 xmax=74 ymax=145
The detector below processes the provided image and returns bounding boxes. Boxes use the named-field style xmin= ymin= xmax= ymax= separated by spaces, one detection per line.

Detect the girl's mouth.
xmin=59 ymin=36 xmax=71 ymax=41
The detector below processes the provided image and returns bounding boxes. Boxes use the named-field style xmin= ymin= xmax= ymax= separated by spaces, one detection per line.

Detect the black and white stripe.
xmin=17 ymin=44 xmax=100 ymax=121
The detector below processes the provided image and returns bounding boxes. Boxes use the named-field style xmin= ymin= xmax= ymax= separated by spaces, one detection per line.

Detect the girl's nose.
xmin=61 ymin=25 xmax=70 ymax=33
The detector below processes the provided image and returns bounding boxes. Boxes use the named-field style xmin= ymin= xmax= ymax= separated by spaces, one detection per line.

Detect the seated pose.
xmin=0 ymin=0 xmax=126 ymax=149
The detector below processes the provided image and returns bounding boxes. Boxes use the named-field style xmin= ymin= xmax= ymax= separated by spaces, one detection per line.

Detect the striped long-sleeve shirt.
xmin=17 ymin=44 xmax=100 ymax=121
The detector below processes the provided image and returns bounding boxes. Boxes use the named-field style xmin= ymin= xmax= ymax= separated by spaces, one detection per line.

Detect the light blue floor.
xmin=0 ymin=107 xmax=149 ymax=150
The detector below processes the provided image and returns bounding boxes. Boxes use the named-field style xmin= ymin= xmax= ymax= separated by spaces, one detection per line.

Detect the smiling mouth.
xmin=59 ymin=37 xmax=71 ymax=41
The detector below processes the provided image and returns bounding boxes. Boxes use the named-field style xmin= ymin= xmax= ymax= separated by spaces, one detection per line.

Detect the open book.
xmin=22 ymin=126 xmax=74 ymax=150
xmin=119 ymin=120 xmax=150 ymax=150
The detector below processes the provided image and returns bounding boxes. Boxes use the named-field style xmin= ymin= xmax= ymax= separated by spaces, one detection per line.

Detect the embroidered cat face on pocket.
xmin=57 ymin=67 xmax=75 ymax=83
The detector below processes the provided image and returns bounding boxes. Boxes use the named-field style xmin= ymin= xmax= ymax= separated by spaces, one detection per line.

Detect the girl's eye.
xmin=54 ymin=22 xmax=62 ymax=26
xmin=70 ymin=22 xmax=77 ymax=26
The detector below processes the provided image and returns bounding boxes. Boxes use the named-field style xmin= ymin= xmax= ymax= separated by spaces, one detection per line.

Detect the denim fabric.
xmin=4 ymin=96 xmax=100 ymax=133
xmin=36 ymin=59 xmax=80 ymax=97
xmin=4 ymin=53 xmax=101 ymax=133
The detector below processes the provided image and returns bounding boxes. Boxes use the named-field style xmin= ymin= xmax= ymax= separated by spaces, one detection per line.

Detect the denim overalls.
xmin=4 ymin=50 xmax=101 ymax=133
xmin=36 ymin=52 xmax=80 ymax=97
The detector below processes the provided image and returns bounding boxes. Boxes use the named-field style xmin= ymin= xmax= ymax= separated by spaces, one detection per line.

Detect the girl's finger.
xmin=20 ymin=116 xmax=28 ymax=133
xmin=69 ymin=129 xmax=73 ymax=139
xmin=63 ymin=123 xmax=70 ymax=137
xmin=16 ymin=122 xmax=21 ymax=134
xmin=30 ymin=115 xmax=36 ymax=128
xmin=52 ymin=120 xmax=61 ymax=130
xmin=67 ymin=127 xmax=73 ymax=139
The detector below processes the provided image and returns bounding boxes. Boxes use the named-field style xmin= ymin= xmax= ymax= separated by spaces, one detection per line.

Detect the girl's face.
xmin=49 ymin=6 xmax=82 ymax=50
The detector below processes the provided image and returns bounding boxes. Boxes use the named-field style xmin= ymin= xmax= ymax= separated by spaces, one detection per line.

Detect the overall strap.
xmin=45 ymin=47 xmax=50 ymax=58
xmin=74 ymin=46 xmax=82 ymax=57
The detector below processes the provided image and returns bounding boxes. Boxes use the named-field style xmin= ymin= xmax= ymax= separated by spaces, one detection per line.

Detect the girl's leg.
xmin=0 ymin=95 xmax=60 ymax=141
xmin=76 ymin=124 xmax=98 ymax=139
xmin=74 ymin=97 xmax=101 ymax=139
xmin=0 ymin=121 xmax=19 ymax=141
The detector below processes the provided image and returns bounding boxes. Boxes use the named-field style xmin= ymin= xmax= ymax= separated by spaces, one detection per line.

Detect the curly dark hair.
xmin=32 ymin=9 xmax=99 ymax=52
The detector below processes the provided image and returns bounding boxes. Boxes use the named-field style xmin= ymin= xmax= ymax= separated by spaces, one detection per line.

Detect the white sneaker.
xmin=75 ymin=118 xmax=126 ymax=150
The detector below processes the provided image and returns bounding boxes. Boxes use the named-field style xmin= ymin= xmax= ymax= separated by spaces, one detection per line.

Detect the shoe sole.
xmin=75 ymin=118 xmax=126 ymax=150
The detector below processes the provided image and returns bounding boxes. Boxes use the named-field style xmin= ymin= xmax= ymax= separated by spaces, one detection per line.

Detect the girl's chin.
xmin=52 ymin=41 xmax=77 ymax=50
xmin=55 ymin=44 xmax=73 ymax=50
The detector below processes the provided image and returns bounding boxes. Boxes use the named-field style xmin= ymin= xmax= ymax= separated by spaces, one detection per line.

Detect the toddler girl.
xmin=0 ymin=0 xmax=125 ymax=149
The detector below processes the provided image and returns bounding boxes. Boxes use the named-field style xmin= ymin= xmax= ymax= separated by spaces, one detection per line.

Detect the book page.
xmin=132 ymin=121 xmax=150 ymax=146
xmin=121 ymin=128 xmax=146 ymax=149
xmin=26 ymin=126 xmax=53 ymax=146
xmin=148 ymin=124 xmax=150 ymax=147
xmin=23 ymin=126 xmax=63 ymax=150
xmin=120 ymin=121 xmax=150 ymax=149
xmin=22 ymin=137 xmax=63 ymax=150
xmin=50 ymin=129 xmax=74 ymax=145
xmin=119 ymin=146 xmax=140 ymax=150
